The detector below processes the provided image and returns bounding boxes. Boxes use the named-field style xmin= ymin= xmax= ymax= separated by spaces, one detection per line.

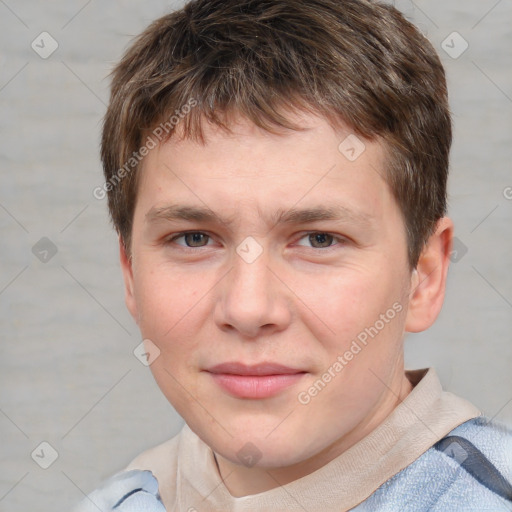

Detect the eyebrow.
xmin=145 ymin=204 xmax=374 ymax=228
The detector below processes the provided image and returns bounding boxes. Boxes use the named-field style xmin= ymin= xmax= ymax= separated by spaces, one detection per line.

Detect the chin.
xmin=207 ymin=422 xmax=319 ymax=468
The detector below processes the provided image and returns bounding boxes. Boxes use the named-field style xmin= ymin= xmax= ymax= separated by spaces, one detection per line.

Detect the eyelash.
xmin=164 ymin=231 xmax=347 ymax=252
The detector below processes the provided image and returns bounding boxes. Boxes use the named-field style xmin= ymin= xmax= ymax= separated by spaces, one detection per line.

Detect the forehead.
xmin=150 ymin=109 xmax=387 ymax=172
xmin=137 ymin=111 xmax=395 ymax=228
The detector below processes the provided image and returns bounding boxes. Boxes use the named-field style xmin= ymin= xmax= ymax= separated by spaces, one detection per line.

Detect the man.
xmin=78 ymin=0 xmax=512 ymax=510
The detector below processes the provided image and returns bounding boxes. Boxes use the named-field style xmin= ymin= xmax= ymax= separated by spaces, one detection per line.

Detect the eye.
xmin=167 ymin=231 xmax=212 ymax=248
xmin=296 ymin=232 xmax=344 ymax=249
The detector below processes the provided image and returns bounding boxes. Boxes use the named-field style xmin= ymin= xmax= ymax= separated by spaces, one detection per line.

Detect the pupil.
xmin=187 ymin=233 xmax=206 ymax=246
xmin=312 ymin=233 xmax=332 ymax=247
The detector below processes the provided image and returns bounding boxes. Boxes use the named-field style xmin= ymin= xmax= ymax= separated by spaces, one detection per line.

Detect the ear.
xmin=405 ymin=217 xmax=453 ymax=333
xmin=119 ymin=235 xmax=139 ymax=324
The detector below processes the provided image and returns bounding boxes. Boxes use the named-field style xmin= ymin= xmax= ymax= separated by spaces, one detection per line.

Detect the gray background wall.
xmin=0 ymin=1 xmax=511 ymax=510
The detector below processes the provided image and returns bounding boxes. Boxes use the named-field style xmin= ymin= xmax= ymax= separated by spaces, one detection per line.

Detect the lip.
xmin=204 ymin=362 xmax=307 ymax=399
xmin=206 ymin=362 xmax=304 ymax=376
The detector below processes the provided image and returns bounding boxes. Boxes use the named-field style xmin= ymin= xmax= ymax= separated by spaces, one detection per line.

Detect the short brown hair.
xmin=101 ymin=0 xmax=451 ymax=267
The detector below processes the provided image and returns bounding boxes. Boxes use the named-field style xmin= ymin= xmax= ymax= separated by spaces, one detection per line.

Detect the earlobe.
xmin=405 ymin=217 xmax=453 ymax=333
xmin=119 ymin=236 xmax=139 ymax=324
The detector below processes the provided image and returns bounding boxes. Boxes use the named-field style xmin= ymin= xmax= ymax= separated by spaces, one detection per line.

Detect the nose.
xmin=214 ymin=243 xmax=292 ymax=339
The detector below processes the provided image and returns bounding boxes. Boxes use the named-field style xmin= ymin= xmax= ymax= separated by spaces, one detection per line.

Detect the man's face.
xmin=123 ymin=112 xmax=414 ymax=469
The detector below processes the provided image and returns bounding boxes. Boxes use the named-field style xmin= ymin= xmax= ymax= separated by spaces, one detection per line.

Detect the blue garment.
xmin=75 ymin=417 xmax=512 ymax=511
xmin=352 ymin=417 xmax=512 ymax=511
xmin=75 ymin=469 xmax=165 ymax=511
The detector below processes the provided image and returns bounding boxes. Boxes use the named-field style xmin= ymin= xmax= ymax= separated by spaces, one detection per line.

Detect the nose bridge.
xmin=234 ymin=247 xmax=271 ymax=302
xmin=215 ymin=240 xmax=290 ymax=337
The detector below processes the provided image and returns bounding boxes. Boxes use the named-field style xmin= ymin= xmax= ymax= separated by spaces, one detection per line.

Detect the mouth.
xmin=204 ymin=362 xmax=307 ymax=399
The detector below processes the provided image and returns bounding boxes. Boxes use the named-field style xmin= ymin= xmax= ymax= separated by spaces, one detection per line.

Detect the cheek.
xmin=133 ymin=264 xmax=208 ymax=351
xmin=133 ymin=266 xmax=208 ymax=411
xmin=307 ymin=270 xmax=394 ymax=335
xmin=308 ymin=267 xmax=407 ymax=369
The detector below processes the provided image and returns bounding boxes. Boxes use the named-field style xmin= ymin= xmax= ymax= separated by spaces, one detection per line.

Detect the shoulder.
xmin=360 ymin=417 xmax=512 ymax=511
xmin=74 ymin=430 xmax=184 ymax=512
xmin=442 ymin=416 xmax=512 ymax=481
xmin=72 ymin=469 xmax=166 ymax=512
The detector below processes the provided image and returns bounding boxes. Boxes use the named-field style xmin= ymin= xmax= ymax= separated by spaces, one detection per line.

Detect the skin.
xmin=120 ymin=111 xmax=453 ymax=497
